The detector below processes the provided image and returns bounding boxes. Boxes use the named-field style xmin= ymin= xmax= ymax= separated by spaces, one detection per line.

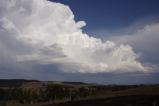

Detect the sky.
xmin=0 ymin=0 xmax=159 ymax=84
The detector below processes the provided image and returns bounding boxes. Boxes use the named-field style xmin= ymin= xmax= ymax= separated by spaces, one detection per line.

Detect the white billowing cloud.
xmin=0 ymin=0 xmax=146 ymax=73
xmin=111 ymin=23 xmax=159 ymax=63
xmin=124 ymin=23 xmax=159 ymax=53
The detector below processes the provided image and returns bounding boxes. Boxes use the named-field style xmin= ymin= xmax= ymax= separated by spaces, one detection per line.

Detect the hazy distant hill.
xmin=0 ymin=79 xmax=39 ymax=87
xmin=0 ymin=79 xmax=95 ymax=88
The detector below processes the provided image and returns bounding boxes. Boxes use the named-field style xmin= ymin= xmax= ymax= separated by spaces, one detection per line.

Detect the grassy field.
xmin=44 ymin=86 xmax=159 ymax=106
xmin=0 ymin=79 xmax=159 ymax=106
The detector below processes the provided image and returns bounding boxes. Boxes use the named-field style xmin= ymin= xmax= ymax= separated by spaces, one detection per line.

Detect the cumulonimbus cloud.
xmin=0 ymin=0 xmax=147 ymax=73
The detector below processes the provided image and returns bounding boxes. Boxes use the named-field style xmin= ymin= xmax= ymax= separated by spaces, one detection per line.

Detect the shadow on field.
xmin=50 ymin=95 xmax=159 ymax=106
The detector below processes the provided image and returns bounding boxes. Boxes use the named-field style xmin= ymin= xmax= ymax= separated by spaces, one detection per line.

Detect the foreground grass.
xmin=44 ymin=86 xmax=159 ymax=106
xmin=3 ymin=85 xmax=159 ymax=106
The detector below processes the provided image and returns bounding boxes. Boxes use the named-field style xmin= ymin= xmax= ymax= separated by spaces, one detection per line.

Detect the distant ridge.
xmin=0 ymin=79 xmax=92 ymax=88
xmin=0 ymin=79 xmax=39 ymax=87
